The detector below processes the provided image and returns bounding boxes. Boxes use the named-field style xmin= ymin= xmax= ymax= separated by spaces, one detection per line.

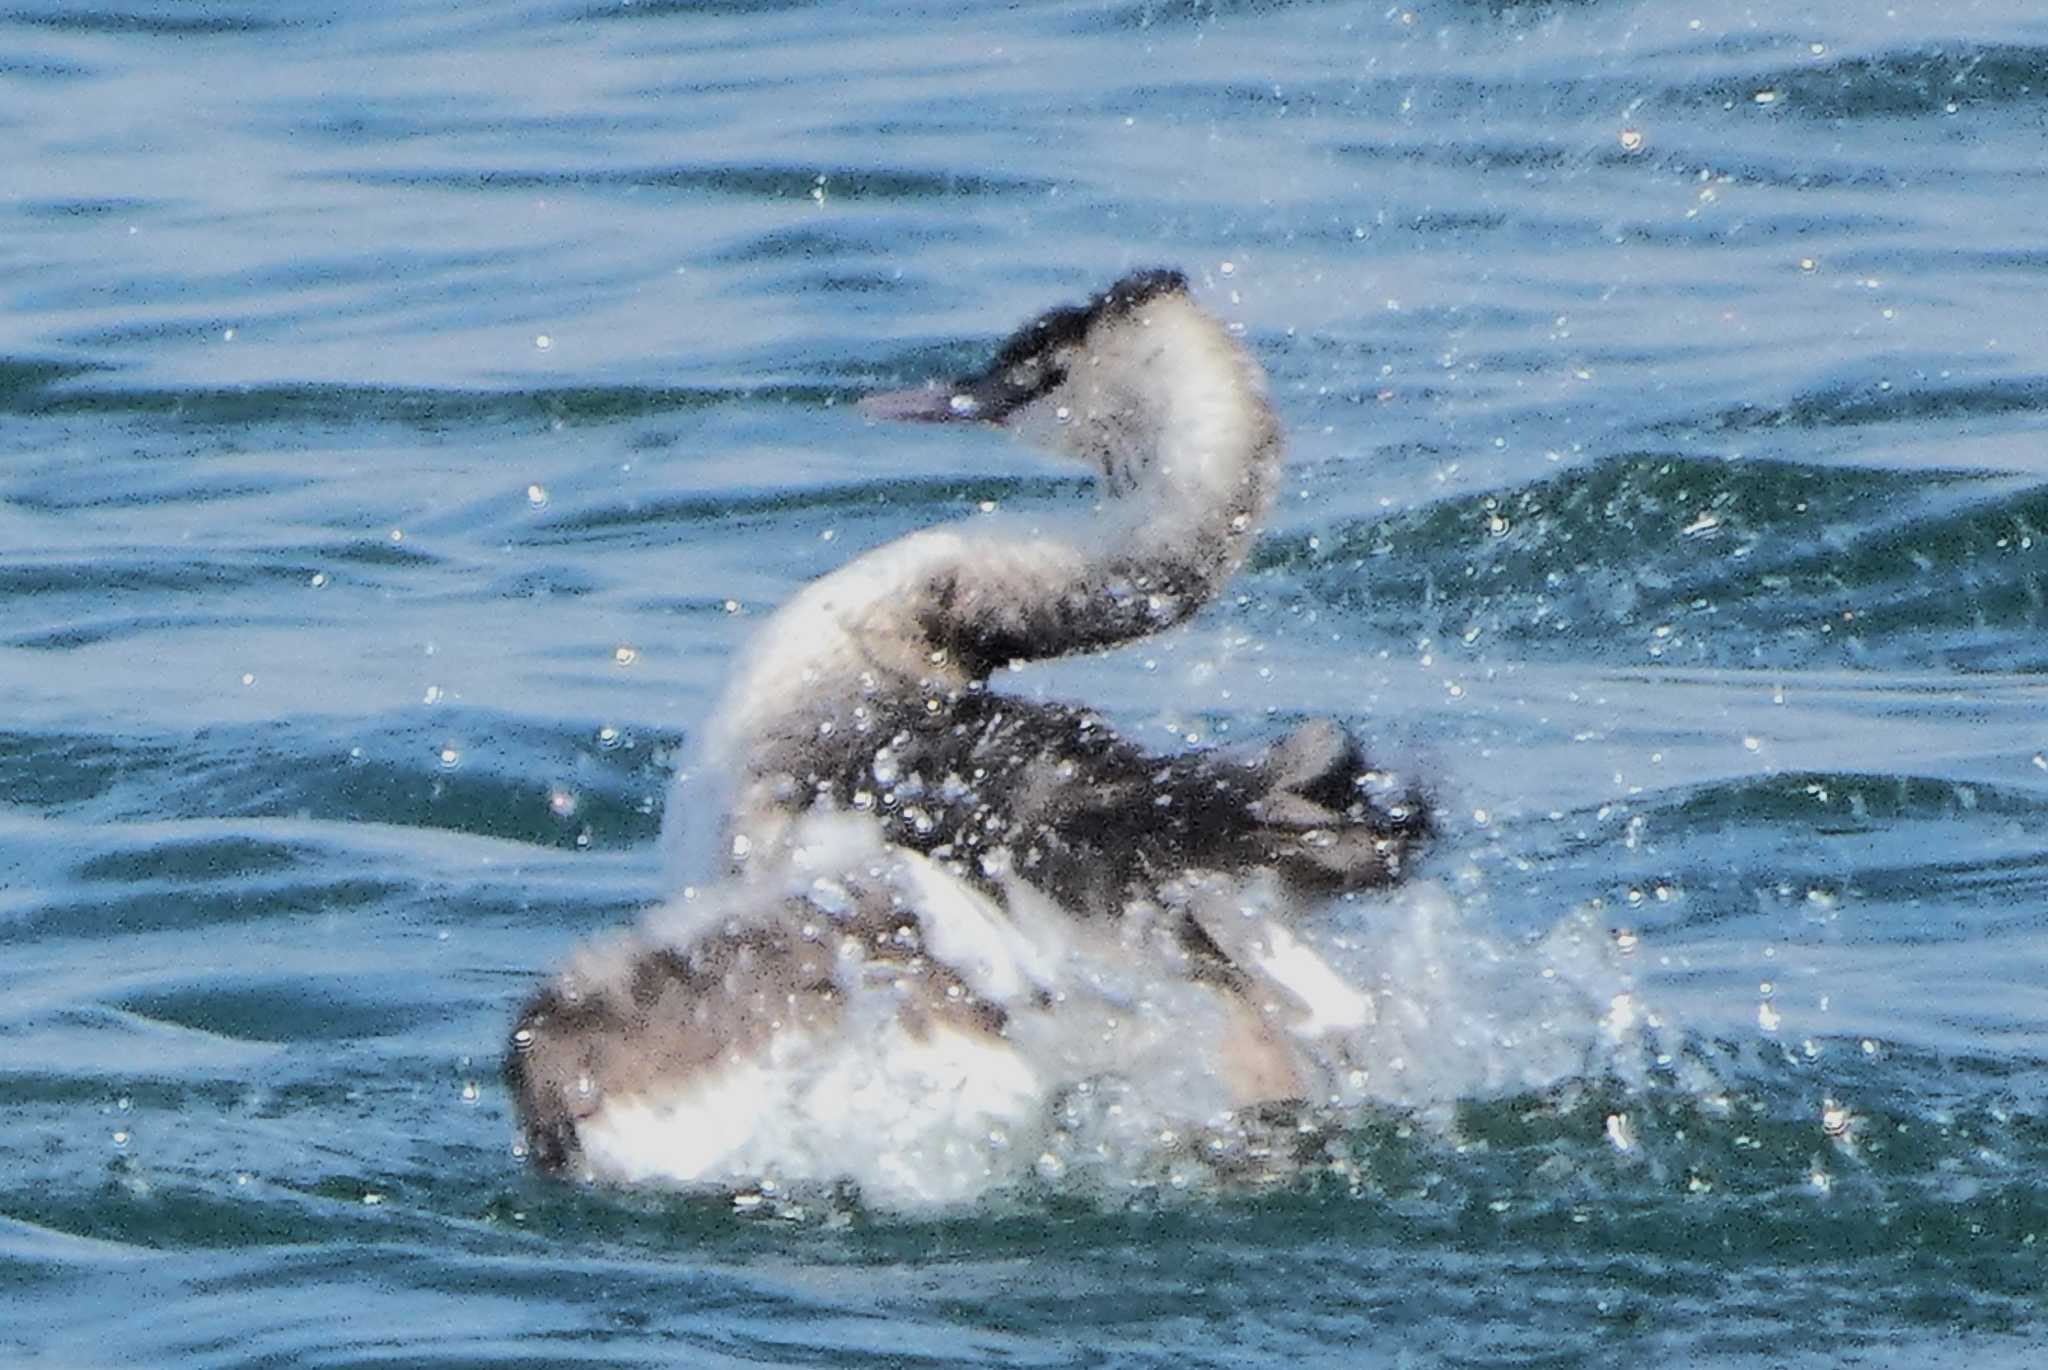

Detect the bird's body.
xmin=508 ymin=270 xmax=1427 ymax=1204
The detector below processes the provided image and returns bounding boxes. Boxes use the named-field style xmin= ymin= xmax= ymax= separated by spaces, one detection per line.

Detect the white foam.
xmin=1252 ymin=922 xmax=1376 ymax=1038
xmin=1293 ymin=880 xmax=1677 ymax=1112
xmin=893 ymin=846 xmax=1069 ymax=1006
xmin=608 ymin=832 xmax=1675 ymax=1208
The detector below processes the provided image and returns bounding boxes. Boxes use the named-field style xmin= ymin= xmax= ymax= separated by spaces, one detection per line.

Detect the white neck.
xmin=707 ymin=293 xmax=1282 ymax=810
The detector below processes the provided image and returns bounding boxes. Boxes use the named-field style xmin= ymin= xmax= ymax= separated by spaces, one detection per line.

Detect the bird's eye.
xmin=1006 ymin=361 xmax=1041 ymax=390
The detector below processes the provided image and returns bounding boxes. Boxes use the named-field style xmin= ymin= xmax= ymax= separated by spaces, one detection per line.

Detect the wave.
xmin=0 ymin=5 xmax=285 ymax=35
xmin=0 ymin=361 xmax=841 ymax=427
xmin=1683 ymin=42 xmax=2048 ymax=121
xmin=1258 ymin=452 xmax=2048 ymax=672
xmin=319 ymin=162 xmax=1055 ymax=203
xmin=0 ymin=710 xmax=678 ymax=852
xmin=514 ymin=474 xmax=1078 ymax=546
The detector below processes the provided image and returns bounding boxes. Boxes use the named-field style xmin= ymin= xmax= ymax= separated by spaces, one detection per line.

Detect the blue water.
xmin=3 ymin=0 xmax=2047 ymax=1363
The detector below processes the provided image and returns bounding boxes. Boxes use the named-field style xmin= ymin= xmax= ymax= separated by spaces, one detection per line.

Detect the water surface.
xmin=3 ymin=0 xmax=2046 ymax=1364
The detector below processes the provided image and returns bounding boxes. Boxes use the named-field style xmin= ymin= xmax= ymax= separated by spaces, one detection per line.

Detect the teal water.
xmin=3 ymin=0 xmax=2047 ymax=1364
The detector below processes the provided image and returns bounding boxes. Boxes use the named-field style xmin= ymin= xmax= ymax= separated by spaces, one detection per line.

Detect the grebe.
xmin=508 ymin=270 xmax=1428 ymax=1203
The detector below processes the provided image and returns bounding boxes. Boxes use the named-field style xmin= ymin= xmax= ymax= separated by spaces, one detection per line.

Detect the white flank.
xmin=575 ymin=1019 xmax=1044 ymax=1208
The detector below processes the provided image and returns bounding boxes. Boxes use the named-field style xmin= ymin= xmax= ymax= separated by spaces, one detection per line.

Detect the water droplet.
xmin=808 ymin=878 xmax=852 ymax=918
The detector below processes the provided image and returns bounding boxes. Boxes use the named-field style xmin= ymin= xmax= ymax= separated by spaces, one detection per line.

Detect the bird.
xmin=507 ymin=269 xmax=1428 ymax=1205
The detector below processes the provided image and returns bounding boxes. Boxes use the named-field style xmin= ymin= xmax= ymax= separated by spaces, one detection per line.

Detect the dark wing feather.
xmin=829 ymin=690 xmax=1429 ymax=923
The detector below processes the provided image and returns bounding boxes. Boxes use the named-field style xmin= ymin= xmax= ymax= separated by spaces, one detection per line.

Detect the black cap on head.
xmin=1092 ymin=267 xmax=1190 ymax=315
xmin=967 ymin=267 xmax=1191 ymax=418
xmin=988 ymin=268 xmax=1189 ymax=369
xmin=859 ymin=267 xmax=1192 ymax=424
